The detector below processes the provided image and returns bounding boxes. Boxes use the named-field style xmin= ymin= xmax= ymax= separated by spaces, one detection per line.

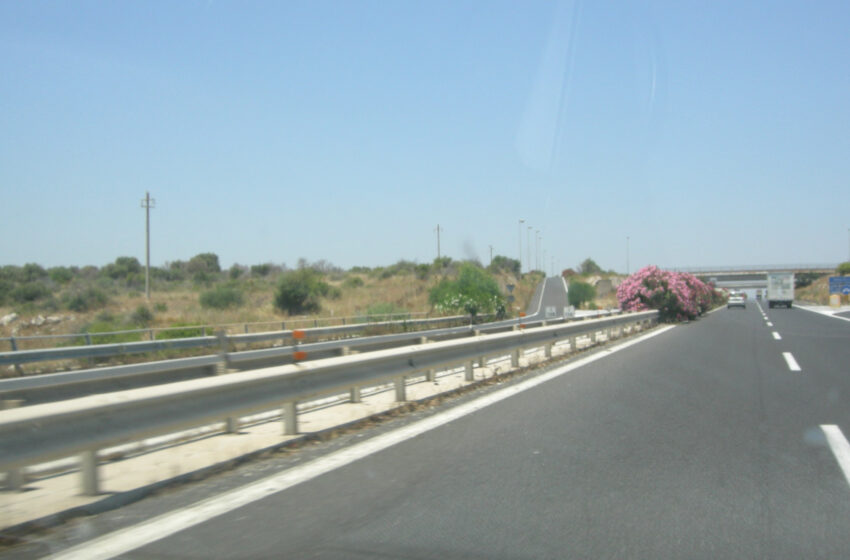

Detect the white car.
xmin=727 ymin=294 xmax=746 ymax=309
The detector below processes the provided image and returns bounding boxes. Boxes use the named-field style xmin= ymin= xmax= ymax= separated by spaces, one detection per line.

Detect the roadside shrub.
xmin=82 ymin=320 xmax=143 ymax=345
xmin=130 ymin=305 xmax=154 ymax=327
xmin=156 ymin=323 xmax=205 ymax=340
xmin=274 ymin=268 xmax=332 ymax=314
xmin=48 ymin=266 xmax=74 ymax=284
xmin=22 ymin=263 xmax=48 ymax=282
xmin=795 ymin=272 xmax=823 ymax=289
xmin=102 ymin=256 xmax=142 ymax=280
xmin=342 ymin=276 xmax=365 ymax=289
xmin=63 ymin=287 xmax=109 ymax=312
xmin=11 ymin=282 xmax=51 ymax=303
xmin=488 ymin=256 xmax=521 ymax=276
xmin=229 ymin=265 xmax=244 ymax=280
xmin=199 ymin=284 xmax=244 ymax=309
xmin=428 ymin=263 xmax=504 ymax=317
xmin=366 ymin=302 xmax=408 ymax=318
xmin=154 ymin=302 xmax=168 ymax=312
xmin=187 ymin=253 xmax=221 ymax=274
xmin=837 ymin=262 xmax=850 ymax=276
xmin=617 ymin=265 xmax=722 ymax=322
xmin=0 ymin=280 xmax=11 ymax=305
xmin=578 ymin=258 xmax=603 ymax=276
xmin=567 ymin=280 xmax=597 ymax=308
xmin=250 ymin=263 xmax=272 ymax=277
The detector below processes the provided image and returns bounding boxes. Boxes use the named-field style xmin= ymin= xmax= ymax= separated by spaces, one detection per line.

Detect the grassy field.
xmin=0 ymin=264 xmax=543 ymax=352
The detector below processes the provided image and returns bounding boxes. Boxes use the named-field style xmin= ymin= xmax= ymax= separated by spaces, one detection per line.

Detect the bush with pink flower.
xmin=617 ymin=265 xmax=725 ymax=322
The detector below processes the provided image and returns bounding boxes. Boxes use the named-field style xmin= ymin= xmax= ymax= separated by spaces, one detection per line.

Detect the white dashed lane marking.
xmin=782 ymin=352 xmax=801 ymax=371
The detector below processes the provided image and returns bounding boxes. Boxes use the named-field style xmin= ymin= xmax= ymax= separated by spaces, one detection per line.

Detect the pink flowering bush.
xmin=617 ymin=265 xmax=724 ymax=322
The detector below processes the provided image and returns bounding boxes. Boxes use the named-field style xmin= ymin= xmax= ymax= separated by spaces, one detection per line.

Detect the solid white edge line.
xmin=821 ymin=425 xmax=850 ymax=487
xmin=772 ymin=332 xmax=782 ymax=340
xmin=796 ymin=305 xmax=850 ymax=323
xmin=50 ymin=324 xmax=676 ymax=560
xmin=531 ymin=276 xmax=547 ymax=318
xmin=782 ymin=351 xmax=801 ymax=371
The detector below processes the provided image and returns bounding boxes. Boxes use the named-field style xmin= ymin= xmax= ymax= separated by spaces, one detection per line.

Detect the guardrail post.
xmin=225 ymin=417 xmax=240 ymax=434
xmin=350 ymin=386 xmax=361 ymax=403
xmin=148 ymin=329 xmax=155 ymax=341
xmin=1 ymin=399 xmax=24 ymax=490
xmin=283 ymin=401 xmax=298 ymax=435
xmin=84 ymin=333 xmax=92 ymax=345
xmin=465 ymin=361 xmax=474 ymax=381
xmin=545 ymin=343 xmax=553 ymax=358
xmin=5 ymin=468 xmax=24 ymax=491
xmin=426 ymin=369 xmax=436 ymax=382
xmin=419 ymin=336 xmax=428 ymax=345
xmin=216 ymin=331 xmax=231 ymax=376
xmin=511 ymin=349 xmax=520 ymax=367
xmin=7 ymin=337 xmax=23 ymax=375
xmin=395 ymin=377 xmax=407 ymax=401
xmin=80 ymin=449 xmax=99 ymax=495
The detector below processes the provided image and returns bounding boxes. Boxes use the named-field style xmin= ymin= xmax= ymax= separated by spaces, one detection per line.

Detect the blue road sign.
xmin=828 ymin=276 xmax=850 ymax=295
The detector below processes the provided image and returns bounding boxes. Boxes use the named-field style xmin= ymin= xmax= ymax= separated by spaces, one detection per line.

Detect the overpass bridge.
xmin=672 ymin=264 xmax=837 ymax=292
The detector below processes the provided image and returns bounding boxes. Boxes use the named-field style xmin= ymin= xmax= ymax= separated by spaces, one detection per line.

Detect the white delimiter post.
xmin=283 ymin=402 xmax=297 ymax=435
xmin=81 ymin=450 xmax=99 ymax=496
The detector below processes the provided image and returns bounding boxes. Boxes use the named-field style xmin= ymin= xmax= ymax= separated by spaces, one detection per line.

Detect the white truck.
xmin=766 ymin=272 xmax=794 ymax=308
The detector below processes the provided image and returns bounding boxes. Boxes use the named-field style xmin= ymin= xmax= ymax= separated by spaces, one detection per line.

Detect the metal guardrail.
xmin=0 ymin=312 xmax=432 ymax=349
xmin=0 ymin=311 xmax=622 ymax=405
xmin=0 ymin=310 xmax=656 ymax=494
xmin=0 ymin=314 xmax=475 ymax=368
xmin=672 ymin=264 xmax=837 ymax=274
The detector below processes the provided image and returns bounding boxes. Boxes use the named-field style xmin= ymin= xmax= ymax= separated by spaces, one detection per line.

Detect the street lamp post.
xmin=627 ymin=236 xmax=630 ymax=275
xmin=518 ymin=219 xmax=525 ymax=273
xmin=535 ymin=230 xmax=541 ymax=272
xmin=527 ymin=226 xmax=533 ymax=273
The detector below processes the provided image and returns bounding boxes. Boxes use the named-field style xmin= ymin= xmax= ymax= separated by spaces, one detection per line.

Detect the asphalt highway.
xmin=8 ymin=301 xmax=850 ymax=559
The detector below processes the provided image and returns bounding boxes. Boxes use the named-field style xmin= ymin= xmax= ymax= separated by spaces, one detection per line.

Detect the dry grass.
xmin=795 ymin=276 xmax=833 ymax=305
xmin=1 ymin=270 xmax=541 ymax=344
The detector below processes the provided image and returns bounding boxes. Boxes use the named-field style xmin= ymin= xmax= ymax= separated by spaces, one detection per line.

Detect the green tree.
xmin=568 ymin=280 xmax=596 ymax=308
xmin=428 ymin=262 xmax=504 ymax=317
xmin=251 ymin=263 xmax=272 ymax=277
xmin=488 ymin=255 xmax=521 ymax=276
xmin=578 ymin=258 xmax=603 ymax=276
xmin=837 ymin=262 xmax=850 ymax=276
xmin=102 ymin=256 xmax=142 ymax=279
xmin=274 ymin=268 xmax=332 ymax=314
xmin=48 ymin=266 xmax=74 ymax=284
xmin=187 ymin=253 xmax=221 ymax=274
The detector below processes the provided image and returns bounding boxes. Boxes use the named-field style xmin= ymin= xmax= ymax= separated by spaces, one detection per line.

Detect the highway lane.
xmin=524 ymin=276 xmax=569 ymax=320
xmin=10 ymin=301 xmax=850 ymax=558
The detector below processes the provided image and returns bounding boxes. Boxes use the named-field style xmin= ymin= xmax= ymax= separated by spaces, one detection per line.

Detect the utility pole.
xmin=527 ymin=226 xmax=532 ymax=273
xmin=435 ymin=224 xmax=442 ymax=260
xmin=489 ymin=245 xmax=494 ymax=266
xmin=626 ymin=236 xmax=631 ymax=275
xmin=140 ymin=191 xmax=155 ymax=300
xmin=518 ymin=219 xmax=525 ymax=274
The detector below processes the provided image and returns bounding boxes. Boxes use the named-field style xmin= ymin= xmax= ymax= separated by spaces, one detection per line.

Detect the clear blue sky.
xmin=2 ymin=1 xmax=848 ymax=273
